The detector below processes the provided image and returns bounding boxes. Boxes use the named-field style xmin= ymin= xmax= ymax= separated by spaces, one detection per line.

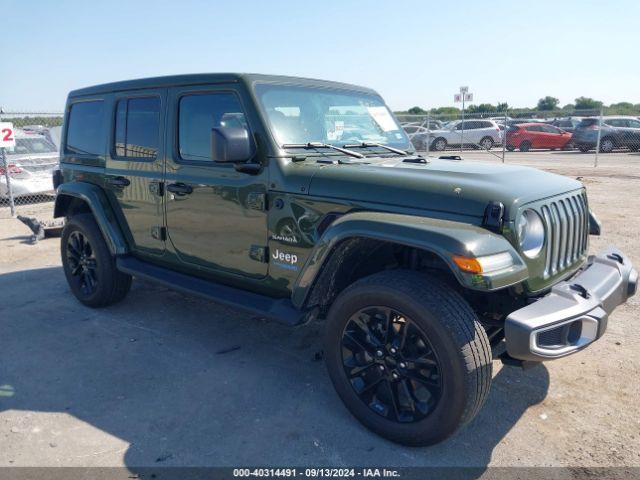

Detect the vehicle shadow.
xmin=0 ymin=266 xmax=549 ymax=474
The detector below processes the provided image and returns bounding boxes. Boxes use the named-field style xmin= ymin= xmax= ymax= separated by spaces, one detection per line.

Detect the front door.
xmin=164 ymin=85 xmax=269 ymax=279
xmin=105 ymin=89 xmax=166 ymax=257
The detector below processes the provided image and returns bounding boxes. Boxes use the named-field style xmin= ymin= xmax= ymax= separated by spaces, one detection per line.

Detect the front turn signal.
xmin=452 ymin=255 xmax=483 ymax=274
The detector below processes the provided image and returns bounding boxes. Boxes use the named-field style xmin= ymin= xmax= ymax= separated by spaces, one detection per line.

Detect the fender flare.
xmin=291 ymin=211 xmax=528 ymax=309
xmin=54 ymin=182 xmax=129 ymax=255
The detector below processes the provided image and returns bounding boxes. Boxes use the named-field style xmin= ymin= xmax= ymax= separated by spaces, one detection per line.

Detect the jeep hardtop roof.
xmin=68 ymin=73 xmax=377 ymax=98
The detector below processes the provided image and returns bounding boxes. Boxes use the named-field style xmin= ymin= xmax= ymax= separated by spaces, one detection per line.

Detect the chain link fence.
xmin=0 ymin=112 xmax=63 ymax=219
xmin=396 ymin=108 xmax=640 ymax=166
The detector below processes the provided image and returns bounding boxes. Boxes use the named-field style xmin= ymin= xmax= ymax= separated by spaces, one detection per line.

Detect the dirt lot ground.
xmin=0 ymin=150 xmax=638 ymax=473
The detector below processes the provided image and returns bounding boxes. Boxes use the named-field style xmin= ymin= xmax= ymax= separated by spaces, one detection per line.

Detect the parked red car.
xmin=506 ymin=123 xmax=572 ymax=151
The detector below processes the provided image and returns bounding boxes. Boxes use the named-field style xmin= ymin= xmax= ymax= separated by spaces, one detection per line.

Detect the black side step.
xmin=116 ymin=256 xmax=305 ymax=326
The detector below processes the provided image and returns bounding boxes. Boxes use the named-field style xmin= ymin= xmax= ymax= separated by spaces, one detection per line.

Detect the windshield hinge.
xmin=246 ymin=192 xmax=266 ymax=211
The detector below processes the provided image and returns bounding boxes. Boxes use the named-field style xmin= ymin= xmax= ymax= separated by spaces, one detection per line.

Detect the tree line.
xmin=400 ymin=97 xmax=640 ymax=116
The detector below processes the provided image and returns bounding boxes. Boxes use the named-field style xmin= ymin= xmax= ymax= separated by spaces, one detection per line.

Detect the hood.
xmin=307 ymin=157 xmax=582 ymax=220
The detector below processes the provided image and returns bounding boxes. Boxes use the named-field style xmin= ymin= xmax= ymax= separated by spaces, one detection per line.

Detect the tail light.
xmin=0 ymin=164 xmax=23 ymax=176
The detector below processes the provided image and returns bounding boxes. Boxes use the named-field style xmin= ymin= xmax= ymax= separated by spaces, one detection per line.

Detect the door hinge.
xmin=149 ymin=181 xmax=164 ymax=197
xmin=151 ymin=226 xmax=167 ymax=241
xmin=249 ymin=245 xmax=268 ymax=263
xmin=246 ymin=192 xmax=266 ymax=211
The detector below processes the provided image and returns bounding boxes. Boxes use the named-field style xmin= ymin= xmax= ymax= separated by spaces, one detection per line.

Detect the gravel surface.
xmin=0 ymin=150 xmax=638 ymax=470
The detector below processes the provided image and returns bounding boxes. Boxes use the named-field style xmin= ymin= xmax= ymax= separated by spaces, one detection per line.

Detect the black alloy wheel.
xmin=66 ymin=230 xmax=98 ymax=296
xmin=340 ymin=306 xmax=442 ymax=423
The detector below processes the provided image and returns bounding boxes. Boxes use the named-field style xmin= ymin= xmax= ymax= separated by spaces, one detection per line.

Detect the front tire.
xmin=432 ymin=137 xmax=447 ymax=151
xmin=324 ymin=270 xmax=492 ymax=446
xmin=61 ymin=214 xmax=132 ymax=307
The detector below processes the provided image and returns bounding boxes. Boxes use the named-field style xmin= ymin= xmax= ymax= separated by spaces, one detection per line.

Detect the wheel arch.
xmin=54 ymin=182 xmax=129 ymax=255
xmin=292 ymin=211 xmax=528 ymax=311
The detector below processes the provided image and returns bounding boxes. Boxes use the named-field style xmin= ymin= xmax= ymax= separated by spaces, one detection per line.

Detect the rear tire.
xmin=506 ymin=145 xmax=515 ymax=152
xmin=324 ymin=270 xmax=492 ymax=446
xmin=519 ymin=141 xmax=531 ymax=152
xmin=61 ymin=214 xmax=132 ymax=308
xmin=578 ymin=145 xmax=591 ymax=153
xmin=479 ymin=136 xmax=494 ymax=150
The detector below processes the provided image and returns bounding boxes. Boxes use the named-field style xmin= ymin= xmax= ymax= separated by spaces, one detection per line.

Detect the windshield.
xmin=7 ymin=137 xmax=58 ymax=155
xmin=255 ymin=84 xmax=412 ymax=150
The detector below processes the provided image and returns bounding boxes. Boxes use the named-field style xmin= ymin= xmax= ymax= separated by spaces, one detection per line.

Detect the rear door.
xmin=105 ymin=90 xmax=166 ymax=258
xmin=525 ymin=125 xmax=543 ymax=147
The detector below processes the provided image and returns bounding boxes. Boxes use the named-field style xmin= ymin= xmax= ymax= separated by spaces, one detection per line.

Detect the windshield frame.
xmin=251 ymin=81 xmax=414 ymax=155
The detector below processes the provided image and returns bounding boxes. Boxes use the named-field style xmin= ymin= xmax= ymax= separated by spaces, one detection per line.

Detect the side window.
xmin=525 ymin=125 xmax=541 ymax=132
xmin=627 ymin=119 xmax=640 ymax=128
xmin=178 ymin=92 xmax=249 ymax=162
xmin=65 ymin=101 xmax=105 ymax=155
xmin=113 ymin=96 xmax=161 ymax=159
xmin=605 ymin=119 xmax=622 ymax=127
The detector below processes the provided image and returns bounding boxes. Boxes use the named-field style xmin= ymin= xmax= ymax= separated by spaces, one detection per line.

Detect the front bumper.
xmin=505 ymin=247 xmax=637 ymax=361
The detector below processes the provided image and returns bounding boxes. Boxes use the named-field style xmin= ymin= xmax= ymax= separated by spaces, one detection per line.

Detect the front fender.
xmin=54 ymin=182 xmax=128 ymax=255
xmin=292 ymin=211 xmax=528 ymax=308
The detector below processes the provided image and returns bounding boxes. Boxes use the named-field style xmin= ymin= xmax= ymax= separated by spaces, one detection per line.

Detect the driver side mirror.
xmin=211 ymin=126 xmax=254 ymax=163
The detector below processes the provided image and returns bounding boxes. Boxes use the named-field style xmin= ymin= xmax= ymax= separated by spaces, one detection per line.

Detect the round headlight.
xmin=518 ymin=209 xmax=545 ymax=258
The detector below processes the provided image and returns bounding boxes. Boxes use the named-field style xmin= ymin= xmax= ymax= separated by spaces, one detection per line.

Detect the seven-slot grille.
xmin=539 ymin=191 xmax=589 ymax=277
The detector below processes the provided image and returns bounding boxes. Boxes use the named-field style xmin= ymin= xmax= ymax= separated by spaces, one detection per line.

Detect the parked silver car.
xmin=411 ymin=119 xmax=502 ymax=151
xmin=0 ymin=129 xmax=59 ymax=199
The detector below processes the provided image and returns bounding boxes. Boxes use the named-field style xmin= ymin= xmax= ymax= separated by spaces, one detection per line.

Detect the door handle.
xmin=166 ymin=182 xmax=193 ymax=196
xmin=107 ymin=176 xmax=130 ymax=187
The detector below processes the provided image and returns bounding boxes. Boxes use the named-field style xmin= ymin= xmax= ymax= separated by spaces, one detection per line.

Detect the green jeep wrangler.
xmin=54 ymin=74 xmax=637 ymax=446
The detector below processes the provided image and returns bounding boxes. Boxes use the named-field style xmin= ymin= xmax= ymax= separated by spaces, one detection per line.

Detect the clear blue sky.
xmin=2 ymin=0 xmax=638 ymax=112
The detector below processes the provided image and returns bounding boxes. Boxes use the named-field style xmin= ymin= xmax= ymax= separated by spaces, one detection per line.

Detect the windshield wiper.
xmin=282 ymin=142 xmax=365 ymax=159
xmin=343 ymin=142 xmax=408 ymax=156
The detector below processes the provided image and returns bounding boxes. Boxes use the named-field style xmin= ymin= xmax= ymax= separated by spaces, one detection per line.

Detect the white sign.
xmin=460 ymin=86 xmax=469 ymax=94
xmin=454 ymin=94 xmax=462 ymax=103
xmin=367 ymin=106 xmax=397 ymax=132
xmin=0 ymin=122 xmax=16 ymax=150
xmin=464 ymin=93 xmax=473 ymax=102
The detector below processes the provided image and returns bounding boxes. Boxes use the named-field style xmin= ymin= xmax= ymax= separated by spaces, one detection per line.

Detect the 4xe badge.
xmin=271 ymin=248 xmax=298 ymax=271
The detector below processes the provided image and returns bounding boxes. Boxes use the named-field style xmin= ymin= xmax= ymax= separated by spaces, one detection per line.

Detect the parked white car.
xmin=401 ymin=121 xmax=444 ymax=138
xmin=411 ymin=119 xmax=502 ymax=151
xmin=0 ymin=129 xmax=59 ymax=199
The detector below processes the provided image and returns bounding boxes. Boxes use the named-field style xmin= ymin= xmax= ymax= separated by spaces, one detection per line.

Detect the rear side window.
xmin=605 ymin=119 xmax=624 ymax=127
xmin=65 ymin=101 xmax=105 ymax=155
xmin=178 ymin=92 xmax=249 ymax=162
xmin=114 ymin=96 xmax=161 ymax=159
xmin=578 ymin=118 xmax=598 ymax=128
xmin=525 ymin=125 xmax=542 ymax=132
